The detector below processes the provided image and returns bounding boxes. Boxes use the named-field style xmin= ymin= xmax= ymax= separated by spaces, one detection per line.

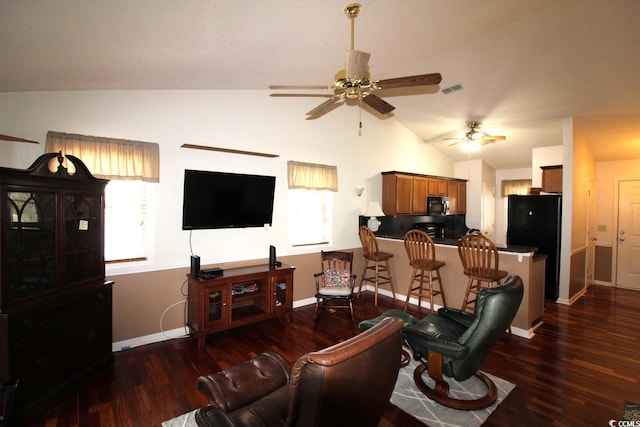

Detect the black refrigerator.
xmin=507 ymin=194 xmax=562 ymax=299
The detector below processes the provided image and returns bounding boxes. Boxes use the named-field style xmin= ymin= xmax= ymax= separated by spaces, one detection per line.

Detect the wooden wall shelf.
xmin=0 ymin=134 xmax=39 ymax=144
xmin=181 ymin=143 xmax=279 ymax=158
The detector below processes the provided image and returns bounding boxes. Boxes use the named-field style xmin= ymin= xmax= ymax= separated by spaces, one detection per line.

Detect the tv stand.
xmin=187 ymin=263 xmax=295 ymax=349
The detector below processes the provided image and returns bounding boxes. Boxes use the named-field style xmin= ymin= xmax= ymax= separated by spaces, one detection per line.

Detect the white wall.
xmin=0 ymin=90 xmax=455 ymax=275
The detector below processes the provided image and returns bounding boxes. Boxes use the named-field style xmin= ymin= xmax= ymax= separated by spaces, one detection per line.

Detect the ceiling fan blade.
xmin=482 ymin=135 xmax=507 ymax=141
xmin=306 ymin=96 xmax=344 ymax=117
xmin=376 ymin=73 xmax=442 ymax=90
xmin=362 ymin=94 xmax=395 ymax=114
xmin=269 ymin=85 xmax=331 ymax=90
xmin=270 ymin=93 xmax=334 ymax=98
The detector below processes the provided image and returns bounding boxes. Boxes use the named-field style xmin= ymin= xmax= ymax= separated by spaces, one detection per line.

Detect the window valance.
xmin=287 ymin=161 xmax=338 ymax=192
xmin=45 ymin=131 xmax=160 ymax=183
xmin=501 ymin=179 xmax=532 ymax=197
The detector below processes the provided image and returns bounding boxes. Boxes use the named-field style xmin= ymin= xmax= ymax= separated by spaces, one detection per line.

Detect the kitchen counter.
xmin=373 ymin=237 xmax=545 ymax=338
xmin=375 ymin=234 xmax=538 ymax=254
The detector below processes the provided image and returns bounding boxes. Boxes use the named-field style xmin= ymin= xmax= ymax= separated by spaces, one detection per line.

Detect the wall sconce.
xmin=364 ymin=201 xmax=385 ymax=232
xmin=354 ymin=187 xmax=364 ymax=197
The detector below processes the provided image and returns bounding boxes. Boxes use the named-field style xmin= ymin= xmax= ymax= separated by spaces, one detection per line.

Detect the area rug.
xmin=390 ymin=357 xmax=515 ymax=427
xmin=623 ymin=401 xmax=640 ymax=421
xmin=162 ymin=357 xmax=515 ymax=427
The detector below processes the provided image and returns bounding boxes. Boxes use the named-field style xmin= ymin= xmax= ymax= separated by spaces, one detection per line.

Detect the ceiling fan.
xmin=446 ymin=121 xmax=506 ymax=149
xmin=269 ymin=3 xmax=442 ymax=119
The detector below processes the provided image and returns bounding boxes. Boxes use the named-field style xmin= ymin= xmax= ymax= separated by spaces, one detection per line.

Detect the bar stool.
xmin=403 ymin=229 xmax=447 ymax=313
xmin=458 ymin=232 xmax=508 ymax=313
xmin=357 ymin=225 xmax=397 ymax=306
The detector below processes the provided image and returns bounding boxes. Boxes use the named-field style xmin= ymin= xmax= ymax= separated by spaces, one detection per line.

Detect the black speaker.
xmin=190 ymin=255 xmax=200 ymax=277
xmin=269 ymin=245 xmax=276 ymax=267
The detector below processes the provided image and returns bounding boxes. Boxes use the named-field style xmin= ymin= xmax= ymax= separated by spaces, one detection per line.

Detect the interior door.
xmin=481 ymin=183 xmax=495 ymax=241
xmin=616 ymin=180 xmax=640 ymax=289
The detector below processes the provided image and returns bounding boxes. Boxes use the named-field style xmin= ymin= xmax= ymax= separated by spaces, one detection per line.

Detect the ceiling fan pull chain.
xmin=358 ymin=97 xmax=363 ymax=135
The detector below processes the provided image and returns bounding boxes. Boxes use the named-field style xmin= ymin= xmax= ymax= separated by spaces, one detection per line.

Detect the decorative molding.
xmin=181 ymin=143 xmax=279 ymax=158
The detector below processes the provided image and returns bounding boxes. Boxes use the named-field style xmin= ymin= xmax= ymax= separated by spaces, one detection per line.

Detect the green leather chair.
xmin=402 ymin=275 xmax=523 ymax=410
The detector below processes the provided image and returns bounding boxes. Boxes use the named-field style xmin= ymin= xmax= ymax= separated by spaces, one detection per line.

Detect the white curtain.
xmin=287 ymin=161 xmax=338 ymax=191
xmin=45 ymin=131 xmax=160 ymax=183
xmin=501 ymin=179 xmax=532 ymax=196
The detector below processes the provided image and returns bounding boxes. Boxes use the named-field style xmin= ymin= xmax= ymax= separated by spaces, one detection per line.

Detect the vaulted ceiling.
xmin=1 ymin=0 xmax=639 ymax=169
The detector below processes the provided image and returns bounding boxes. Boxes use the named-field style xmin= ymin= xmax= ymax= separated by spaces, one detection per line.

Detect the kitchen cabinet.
xmin=382 ymin=172 xmax=466 ymax=215
xmin=0 ymin=153 xmax=113 ymax=420
xmin=447 ymin=180 xmax=467 ymax=214
xmin=411 ymin=176 xmax=428 ymax=214
xmin=428 ymin=178 xmax=448 ymax=196
xmin=382 ymin=173 xmax=427 ymax=215
xmin=541 ymin=165 xmax=562 ymax=193
xmin=187 ymin=264 xmax=295 ymax=349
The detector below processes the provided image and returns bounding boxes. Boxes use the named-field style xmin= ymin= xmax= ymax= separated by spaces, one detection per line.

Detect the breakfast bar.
xmin=373 ymin=236 xmax=546 ymax=338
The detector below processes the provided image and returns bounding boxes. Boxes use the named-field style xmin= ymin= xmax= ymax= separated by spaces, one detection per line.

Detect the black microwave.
xmin=427 ymin=196 xmax=450 ymax=215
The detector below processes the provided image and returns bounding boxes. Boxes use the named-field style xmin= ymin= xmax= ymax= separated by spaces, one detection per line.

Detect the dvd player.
xmin=200 ymin=267 xmax=224 ymax=279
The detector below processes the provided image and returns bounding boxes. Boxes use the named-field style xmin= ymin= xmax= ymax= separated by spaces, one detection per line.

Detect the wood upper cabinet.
xmin=411 ymin=176 xmax=428 ymax=214
xmin=428 ymin=178 xmax=448 ymax=196
xmin=447 ymin=180 xmax=467 ymax=214
xmin=382 ymin=172 xmax=466 ymax=215
xmin=382 ymin=173 xmax=428 ymax=215
xmin=541 ymin=165 xmax=562 ymax=193
xmin=382 ymin=173 xmax=408 ymax=214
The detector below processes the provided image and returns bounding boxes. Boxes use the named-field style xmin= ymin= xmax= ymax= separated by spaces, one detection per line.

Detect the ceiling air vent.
xmin=442 ymin=84 xmax=463 ymax=95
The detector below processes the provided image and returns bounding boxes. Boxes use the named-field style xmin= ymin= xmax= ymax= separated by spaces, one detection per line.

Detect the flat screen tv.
xmin=182 ymin=169 xmax=276 ymax=230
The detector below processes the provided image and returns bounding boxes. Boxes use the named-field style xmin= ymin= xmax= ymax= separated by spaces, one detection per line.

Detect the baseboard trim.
xmin=113 ymin=327 xmax=188 ymax=352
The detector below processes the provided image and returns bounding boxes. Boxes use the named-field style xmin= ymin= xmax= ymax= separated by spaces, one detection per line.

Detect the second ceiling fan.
xmin=446 ymin=121 xmax=507 ymax=147
xmin=269 ymin=3 xmax=442 ymax=119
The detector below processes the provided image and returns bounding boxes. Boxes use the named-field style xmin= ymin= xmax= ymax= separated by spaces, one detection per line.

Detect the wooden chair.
xmin=457 ymin=232 xmax=508 ymax=313
xmin=314 ymin=250 xmax=356 ymax=323
xmin=357 ymin=226 xmax=397 ymax=306
xmin=403 ymin=229 xmax=447 ymax=313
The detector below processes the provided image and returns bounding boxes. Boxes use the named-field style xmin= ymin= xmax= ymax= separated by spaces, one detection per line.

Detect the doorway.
xmin=616 ymin=180 xmax=640 ymax=289
xmin=481 ymin=183 xmax=496 ymax=241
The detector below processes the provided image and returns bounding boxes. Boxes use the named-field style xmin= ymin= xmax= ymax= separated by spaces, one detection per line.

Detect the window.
xmin=289 ymin=189 xmax=333 ymax=246
xmin=287 ymin=161 xmax=338 ymax=247
xmin=104 ymin=180 xmax=156 ymax=262
xmin=45 ymin=131 xmax=160 ymax=263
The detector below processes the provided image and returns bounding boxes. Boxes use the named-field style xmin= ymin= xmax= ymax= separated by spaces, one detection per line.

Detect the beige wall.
xmin=109 ymin=249 xmax=365 ymax=342
xmin=594 ymin=159 xmax=640 ymax=286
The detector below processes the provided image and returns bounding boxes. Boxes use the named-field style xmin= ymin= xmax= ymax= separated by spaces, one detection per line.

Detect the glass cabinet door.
xmin=204 ymin=286 xmax=228 ymax=328
xmin=64 ymin=193 xmax=104 ymax=285
xmin=272 ymin=270 xmax=293 ymax=316
xmin=4 ymin=190 xmax=58 ymax=302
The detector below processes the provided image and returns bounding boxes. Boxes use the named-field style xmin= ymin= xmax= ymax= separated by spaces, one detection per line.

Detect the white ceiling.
xmin=1 ymin=0 xmax=639 ymax=169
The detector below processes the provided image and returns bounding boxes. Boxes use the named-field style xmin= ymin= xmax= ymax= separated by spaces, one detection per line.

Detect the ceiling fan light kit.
xmin=446 ymin=121 xmax=507 ymax=149
xmin=270 ymin=3 xmax=442 ymax=119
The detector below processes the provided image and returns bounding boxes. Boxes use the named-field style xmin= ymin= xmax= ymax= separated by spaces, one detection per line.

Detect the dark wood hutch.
xmin=0 ymin=152 xmax=113 ymax=419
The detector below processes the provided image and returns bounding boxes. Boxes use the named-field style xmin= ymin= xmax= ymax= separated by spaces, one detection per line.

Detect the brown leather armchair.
xmin=194 ymin=316 xmax=404 ymax=427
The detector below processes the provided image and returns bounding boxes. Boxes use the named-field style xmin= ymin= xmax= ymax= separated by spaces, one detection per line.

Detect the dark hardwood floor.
xmin=22 ymin=285 xmax=640 ymax=427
